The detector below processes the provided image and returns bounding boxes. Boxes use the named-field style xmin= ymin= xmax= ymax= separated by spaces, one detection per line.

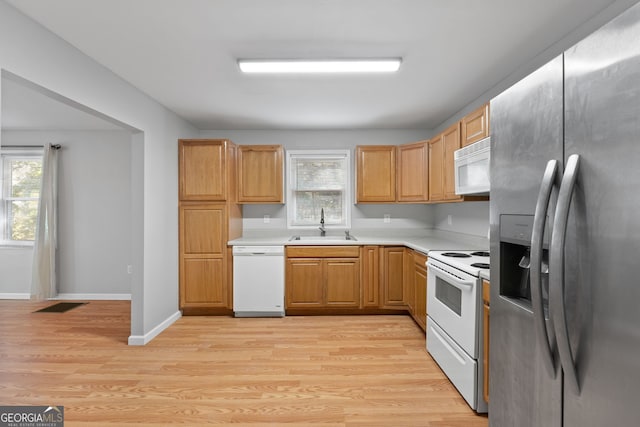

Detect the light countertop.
xmin=228 ymin=228 xmax=488 ymax=257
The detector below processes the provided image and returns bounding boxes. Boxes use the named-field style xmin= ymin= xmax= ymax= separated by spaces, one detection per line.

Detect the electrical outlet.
xmin=384 ymin=214 xmax=391 ymax=223
xmin=447 ymin=214 xmax=453 ymax=225
xmin=263 ymin=215 xmax=270 ymax=224
xmin=127 ymin=265 xmax=133 ymax=274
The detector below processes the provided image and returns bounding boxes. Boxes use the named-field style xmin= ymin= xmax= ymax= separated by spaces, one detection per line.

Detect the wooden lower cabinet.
xmin=325 ymin=259 xmax=361 ymax=307
xmin=412 ymin=251 xmax=428 ymax=331
xmin=361 ymin=246 xmax=380 ymax=307
xmin=283 ymin=245 xmax=429 ymax=325
xmin=404 ymin=249 xmax=427 ymax=331
xmin=286 ymin=258 xmax=324 ymax=307
xmin=286 ymin=246 xmax=361 ymax=309
xmin=179 ymin=203 xmax=230 ymax=309
xmin=483 ymin=279 xmax=490 ymax=403
xmin=182 ymin=258 xmax=225 ymax=305
xmin=381 ymin=247 xmax=406 ymax=308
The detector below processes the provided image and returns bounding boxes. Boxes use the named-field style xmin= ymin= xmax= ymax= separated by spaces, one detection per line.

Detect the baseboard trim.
xmin=0 ymin=293 xmax=30 ymax=300
xmin=128 ymin=310 xmax=182 ymax=346
xmin=54 ymin=293 xmax=132 ymax=301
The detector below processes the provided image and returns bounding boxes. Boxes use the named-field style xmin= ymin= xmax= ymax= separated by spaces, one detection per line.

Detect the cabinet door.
xmin=361 ymin=246 xmax=380 ymax=307
xmin=179 ymin=203 xmax=227 ymax=308
xmin=325 ymin=258 xmax=361 ymax=307
xmin=286 ymin=258 xmax=324 ymax=307
xmin=181 ymin=207 xmax=225 ymax=255
xmin=414 ymin=260 xmax=427 ymax=332
xmin=404 ymin=249 xmax=415 ymax=313
xmin=182 ymin=258 xmax=225 ymax=305
xmin=356 ymin=146 xmax=396 ymax=202
xmin=397 ymin=141 xmax=429 ymax=202
xmin=443 ymin=122 xmax=463 ymax=201
xmin=381 ymin=247 xmax=406 ymax=307
xmin=461 ymin=103 xmax=490 ymax=147
xmin=237 ymin=145 xmax=283 ymax=203
xmin=179 ymin=140 xmax=227 ymax=200
xmin=428 ymin=135 xmax=444 ymax=201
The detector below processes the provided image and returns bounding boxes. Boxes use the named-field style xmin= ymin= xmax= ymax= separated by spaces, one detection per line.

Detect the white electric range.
xmin=426 ymin=250 xmax=489 ymax=413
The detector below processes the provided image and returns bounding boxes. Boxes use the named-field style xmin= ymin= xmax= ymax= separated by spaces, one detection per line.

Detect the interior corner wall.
xmin=1 ymin=130 xmax=133 ymax=297
xmin=0 ymin=2 xmax=199 ymax=343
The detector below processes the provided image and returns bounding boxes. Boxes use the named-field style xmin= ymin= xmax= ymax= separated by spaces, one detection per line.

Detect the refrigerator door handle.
xmin=531 ymin=159 xmax=559 ymax=378
xmin=550 ymin=154 xmax=581 ymax=394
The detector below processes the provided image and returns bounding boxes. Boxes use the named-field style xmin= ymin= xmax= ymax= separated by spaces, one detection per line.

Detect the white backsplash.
xmin=241 ymin=201 xmax=489 ymax=239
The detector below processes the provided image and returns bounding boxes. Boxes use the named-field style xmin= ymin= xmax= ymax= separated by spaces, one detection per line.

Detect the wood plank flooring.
xmin=0 ymin=300 xmax=488 ymax=426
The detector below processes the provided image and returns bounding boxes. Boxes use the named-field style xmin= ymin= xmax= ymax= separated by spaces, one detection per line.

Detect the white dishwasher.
xmin=232 ymin=245 xmax=285 ymax=317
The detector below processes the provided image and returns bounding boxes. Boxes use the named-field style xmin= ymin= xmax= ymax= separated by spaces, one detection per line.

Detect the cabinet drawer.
xmin=413 ymin=250 xmax=428 ymax=266
xmin=286 ymin=246 xmax=360 ymax=258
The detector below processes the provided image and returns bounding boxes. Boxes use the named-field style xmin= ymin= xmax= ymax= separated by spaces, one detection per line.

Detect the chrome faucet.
xmin=319 ymin=208 xmax=326 ymax=236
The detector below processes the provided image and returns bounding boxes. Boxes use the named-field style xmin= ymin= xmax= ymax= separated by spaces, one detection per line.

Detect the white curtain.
xmin=31 ymin=144 xmax=59 ymax=300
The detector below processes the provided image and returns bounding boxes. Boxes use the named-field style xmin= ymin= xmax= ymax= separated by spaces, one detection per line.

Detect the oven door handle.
xmin=427 ymin=262 xmax=476 ymax=291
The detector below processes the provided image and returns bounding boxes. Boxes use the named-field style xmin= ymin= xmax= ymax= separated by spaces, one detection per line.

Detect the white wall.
xmin=0 ymin=2 xmax=199 ymax=344
xmin=432 ymin=201 xmax=490 ymax=238
xmin=1 ymin=130 xmax=133 ymax=298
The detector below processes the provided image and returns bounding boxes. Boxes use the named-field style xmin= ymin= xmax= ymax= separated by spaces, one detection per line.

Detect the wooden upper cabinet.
xmin=428 ymin=135 xmax=444 ymax=201
xmin=443 ymin=122 xmax=462 ymax=201
xmin=356 ymin=146 xmax=396 ymax=203
xmin=397 ymin=141 xmax=429 ymax=202
xmin=237 ymin=145 xmax=284 ymax=203
xmin=429 ymin=122 xmax=463 ymax=202
xmin=461 ymin=103 xmax=490 ymax=147
xmin=179 ymin=139 xmax=232 ymax=201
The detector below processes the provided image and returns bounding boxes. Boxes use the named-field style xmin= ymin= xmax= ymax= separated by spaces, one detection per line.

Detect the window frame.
xmin=286 ymin=149 xmax=352 ymax=230
xmin=1 ymin=148 xmax=43 ymax=247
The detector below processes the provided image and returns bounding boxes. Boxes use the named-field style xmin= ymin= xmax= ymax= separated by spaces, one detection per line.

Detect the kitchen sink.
xmin=289 ymin=234 xmax=357 ymax=242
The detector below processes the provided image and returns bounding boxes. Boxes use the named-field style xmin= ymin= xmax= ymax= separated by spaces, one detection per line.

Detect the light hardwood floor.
xmin=0 ymin=300 xmax=488 ymax=426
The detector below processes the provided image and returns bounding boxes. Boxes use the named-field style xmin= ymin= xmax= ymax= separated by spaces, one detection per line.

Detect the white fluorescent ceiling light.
xmin=238 ymin=58 xmax=402 ymax=74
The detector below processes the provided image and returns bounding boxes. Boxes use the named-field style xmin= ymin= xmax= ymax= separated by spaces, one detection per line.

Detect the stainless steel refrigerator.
xmin=489 ymin=2 xmax=640 ymax=426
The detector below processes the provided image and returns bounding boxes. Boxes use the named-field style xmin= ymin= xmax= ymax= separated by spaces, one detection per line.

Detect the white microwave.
xmin=454 ymin=136 xmax=490 ymax=195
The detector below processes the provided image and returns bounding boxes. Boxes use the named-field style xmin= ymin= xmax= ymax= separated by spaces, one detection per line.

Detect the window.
xmin=1 ymin=150 xmax=43 ymax=245
xmin=287 ymin=150 xmax=351 ymax=229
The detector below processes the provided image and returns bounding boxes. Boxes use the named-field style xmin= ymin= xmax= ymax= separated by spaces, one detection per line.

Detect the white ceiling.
xmin=3 ymin=0 xmax=635 ymax=130
xmin=1 ymin=75 xmax=123 ymax=131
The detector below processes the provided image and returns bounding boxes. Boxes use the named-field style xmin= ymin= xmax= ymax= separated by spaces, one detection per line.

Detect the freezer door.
xmin=562 ymin=3 xmax=640 ymax=426
xmin=489 ymin=55 xmax=563 ymax=427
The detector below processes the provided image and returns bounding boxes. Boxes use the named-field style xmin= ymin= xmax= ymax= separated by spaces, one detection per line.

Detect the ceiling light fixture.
xmin=237 ymin=58 xmax=402 ymax=74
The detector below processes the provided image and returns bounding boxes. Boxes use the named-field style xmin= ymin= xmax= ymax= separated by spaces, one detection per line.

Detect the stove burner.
xmin=442 ymin=252 xmax=472 ymax=258
xmin=471 ymin=251 xmax=490 ymax=257
xmin=470 ymin=263 xmax=490 ymax=269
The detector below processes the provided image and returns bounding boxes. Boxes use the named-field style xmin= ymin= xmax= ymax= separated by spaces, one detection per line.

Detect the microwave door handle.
xmin=428 ymin=263 xmax=475 ymax=291
xmin=531 ymin=159 xmax=559 ymax=379
xmin=550 ymin=154 xmax=581 ymax=394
